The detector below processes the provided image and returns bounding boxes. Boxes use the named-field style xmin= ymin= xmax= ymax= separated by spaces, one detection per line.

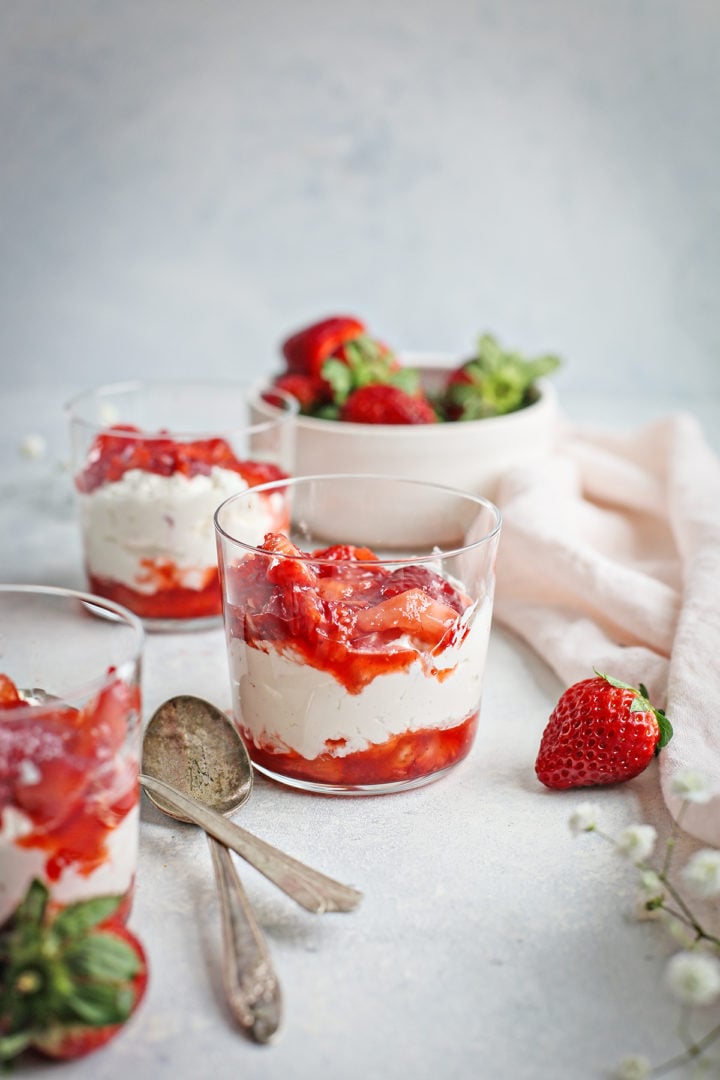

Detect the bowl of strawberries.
xmin=258 ymin=315 xmax=562 ymax=499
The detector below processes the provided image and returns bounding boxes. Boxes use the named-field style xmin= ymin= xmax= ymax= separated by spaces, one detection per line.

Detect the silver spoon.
xmin=140 ymin=698 xmax=362 ymax=914
xmin=143 ymin=695 xmax=281 ymax=1043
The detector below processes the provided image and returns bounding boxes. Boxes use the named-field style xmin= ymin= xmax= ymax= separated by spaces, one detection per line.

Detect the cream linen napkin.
xmin=493 ymin=411 xmax=720 ymax=846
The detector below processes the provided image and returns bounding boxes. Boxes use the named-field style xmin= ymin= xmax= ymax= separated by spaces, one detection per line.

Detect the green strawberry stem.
xmin=0 ymin=880 xmax=139 ymax=1064
xmin=443 ymin=333 xmax=561 ymax=420
xmin=594 ymin=670 xmax=674 ymax=750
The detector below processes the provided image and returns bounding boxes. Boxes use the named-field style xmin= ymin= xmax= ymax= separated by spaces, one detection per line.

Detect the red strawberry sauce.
xmin=76 ymin=426 xmax=287 ymax=620
xmin=0 ymin=674 xmax=140 ymax=918
xmin=224 ymin=536 xmax=478 ymax=787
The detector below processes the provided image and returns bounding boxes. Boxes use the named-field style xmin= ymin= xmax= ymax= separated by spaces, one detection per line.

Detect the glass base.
xmin=250 ymin=759 xmax=462 ymax=796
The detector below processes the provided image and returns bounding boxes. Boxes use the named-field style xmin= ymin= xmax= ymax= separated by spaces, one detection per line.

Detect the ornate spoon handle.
xmin=140 ymin=773 xmax=362 ymax=915
xmin=208 ymin=835 xmax=282 ymax=1043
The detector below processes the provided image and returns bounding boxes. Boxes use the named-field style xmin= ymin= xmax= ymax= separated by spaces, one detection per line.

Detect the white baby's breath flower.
xmin=682 ymin=849 xmax=720 ymax=898
xmin=616 ymin=825 xmax=657 ymax=864
xmin=638 ymin=870 xmax=663 ymax=897
xmin=665 ymin=951 xmax=720 ymax=1006
xmin=614 ymin=1054 xmax=651 ymax=1080
xmin=568 ymin=802 xmax=600 ymax=834
xmin=18 ymin=433 xmax=47 ymax=460
xmin=634 ymin=870 xmax=666 ymax=921
xmin=671 ymin=769 xmax=713 ymax=804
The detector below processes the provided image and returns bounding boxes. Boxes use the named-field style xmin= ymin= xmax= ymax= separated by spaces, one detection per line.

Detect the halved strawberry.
xmin=0 ymin=880 xmax=147 ymax=1064
xmin=261 ymin=533 xmax=318 ymax=589
xmin=281 ymin=316 xmax=366 ymax=378
xmin=354 ymin=588 xmax=459 ymax=645
xmin=340 ymin=384 xmax=437 ymax=425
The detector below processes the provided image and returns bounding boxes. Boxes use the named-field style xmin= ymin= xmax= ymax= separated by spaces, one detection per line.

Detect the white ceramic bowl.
xmin=256 ymin=357 xmax=559 ymax=500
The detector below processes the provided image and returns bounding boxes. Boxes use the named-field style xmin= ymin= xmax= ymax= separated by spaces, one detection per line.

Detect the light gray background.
xmin=2 ymin=8 xmax=720 ymax=1077
xmin=2 ymin=0 xmax=719 ymax=416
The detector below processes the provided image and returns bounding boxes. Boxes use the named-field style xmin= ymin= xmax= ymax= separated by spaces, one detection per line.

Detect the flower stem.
xmin=650 ymin=1019 xmax=720 ymax=1076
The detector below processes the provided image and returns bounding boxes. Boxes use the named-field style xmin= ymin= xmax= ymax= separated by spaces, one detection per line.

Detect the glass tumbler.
xmin=0 ymin=585 xmax=144 ymax=924
xmin=67 ymin=380 xmax=297 ymax=631
xmin=215 ymin=475 xmax=501 ymax=794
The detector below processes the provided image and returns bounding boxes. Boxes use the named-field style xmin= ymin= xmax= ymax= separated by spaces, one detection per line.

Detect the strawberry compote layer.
xmin=0 ymin=673 xmax=141 ymax=924
xmin=75 ymin=427 xmax=288 ymax=621
xmin=223 ymin=534 xmax=492 ymax=789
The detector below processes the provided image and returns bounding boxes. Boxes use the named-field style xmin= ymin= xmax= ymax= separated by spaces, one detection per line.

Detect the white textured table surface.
xmin=2 ymin=386 xmax=719 ymax=1080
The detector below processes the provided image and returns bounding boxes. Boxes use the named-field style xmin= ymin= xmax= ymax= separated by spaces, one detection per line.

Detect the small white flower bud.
xmin=568 ymin=802 xmax=599 ymax=834
xmin=18 ymin=434 xmax=47 ymax=460
xmin=665 ymin=951 xmax=720 ymax=1006
xmin=616 ymin=825 xmax=657 ymax=864
xmin=682 ymin=849 xmax=720 ymax=898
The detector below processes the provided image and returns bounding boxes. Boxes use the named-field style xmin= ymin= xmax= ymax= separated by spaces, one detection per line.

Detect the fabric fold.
xmin=493 ymin=411 xmax=720 ymax=846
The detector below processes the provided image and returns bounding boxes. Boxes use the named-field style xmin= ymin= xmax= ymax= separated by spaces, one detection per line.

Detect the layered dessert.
xmin=0 ymin=673 xmax=140 ymax=924
xmin=75 ymin=426 xmax=289 ymax=621
xmin=223 ymin=533 xmax=492 ymax=788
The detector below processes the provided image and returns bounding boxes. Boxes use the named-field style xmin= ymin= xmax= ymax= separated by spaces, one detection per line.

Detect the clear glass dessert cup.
xmin=66 ymin=380 xmax=297 ymax=632
xmin=0 ymin=585 xmax=144 ymax=925
xmin=215 ymin=475 xmax=502 ymax=795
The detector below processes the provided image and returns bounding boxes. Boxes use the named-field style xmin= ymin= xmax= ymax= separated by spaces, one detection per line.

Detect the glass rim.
xmin=214 ymin=472 xmax=502 ymax=566
xmin=64 ymin=378 xmax=299 ymax=442
xmin=0 ymin=584 xmax=145 ymax=714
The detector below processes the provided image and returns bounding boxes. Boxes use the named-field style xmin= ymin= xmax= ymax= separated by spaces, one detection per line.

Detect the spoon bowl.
xmin=142 ymin=694 xmax=253 ymax=819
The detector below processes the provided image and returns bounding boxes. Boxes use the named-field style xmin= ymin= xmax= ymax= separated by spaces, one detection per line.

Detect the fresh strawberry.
xmin=281 ymin=316 xmax=366 ymax=377
xmin=270 ymin=372 xmax=329 ymax=414
xmin=441 ymin=333 xmax=561 ymax=420
xmin=535 ymin=672 xmax=673 ymax=790
xmin=340 ymin=384 xmax=437 ymax=425
xmin=0 ymin=880 xmax=147 ymax=1064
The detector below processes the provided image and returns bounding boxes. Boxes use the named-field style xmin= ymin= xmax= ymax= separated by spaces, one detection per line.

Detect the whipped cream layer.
xmin=229 ymin=599 xmax=492 ymax=760
xmin=79 ymin=467 xmax=283 ymax=591
xmin=0 ymin=804 xmax=139 ymax=925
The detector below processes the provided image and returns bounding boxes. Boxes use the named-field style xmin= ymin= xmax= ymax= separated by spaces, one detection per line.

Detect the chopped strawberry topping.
xmin=226 ymin=533 xmax=471 ymax=693
xmin=0 ymin=673 xmax=140 ymax=888
xmin=76 ymin=426 xmax=287 ymax=494
xmin=354 ymin=588 xmax=459 ymax=646
xmin=0 ymin=674 xmax=22 ymax=706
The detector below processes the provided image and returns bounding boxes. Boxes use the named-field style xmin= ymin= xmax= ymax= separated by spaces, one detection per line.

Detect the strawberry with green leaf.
xmin=339 ymin=384 xmax=438 ymax=424
xmin=322 ymin=336 xmax=436 ymax=422
xmin=0 ymin=879 xmax=147 ymax=1063
xmin=535 ymin=672 xmax=673 ymax=790
xmin=277 ymin=315 xmax=433 ymax=422
xmin=281 ymin=315 xmax=366 ymax=378
xmin=442 ymin=333 xmax=561 ymax=420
